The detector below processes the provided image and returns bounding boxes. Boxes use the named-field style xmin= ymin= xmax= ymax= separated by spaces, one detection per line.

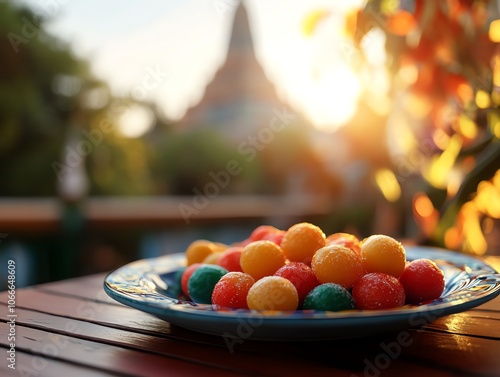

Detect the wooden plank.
xmin=472 ymin=295 xmax=500 ymax=312
xmin=423 ymin=312 xmax=500 ymax=339
xmin=34 ymin=274 xmax=121 ymax=306
xmin=0 ymin=347 xmax=120 ymax=377
xmin=0 ymin=323 xmax=243 ymax=377
xmin=38 ymin=273 xmax=107 ymax=286
xmin=0 ymin=289 xmax=186 ymax=338
xmin=404 ymin=329 xmax=500 ymax=376
xmin=279 ymin=329 xmax=500 ymax=377
xmin=1 ymin=306 xmax=349 ymax=376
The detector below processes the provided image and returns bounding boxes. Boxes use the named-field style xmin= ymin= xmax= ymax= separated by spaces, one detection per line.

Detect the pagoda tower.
xmin=177 ymin=1 xmax=287 ymax=140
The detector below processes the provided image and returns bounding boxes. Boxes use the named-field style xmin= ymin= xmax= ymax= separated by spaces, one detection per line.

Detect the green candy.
xmin=187 ymin=265 xmax=228 ymax=304
xmin=303 ymin=283 xmax=355 ymax=312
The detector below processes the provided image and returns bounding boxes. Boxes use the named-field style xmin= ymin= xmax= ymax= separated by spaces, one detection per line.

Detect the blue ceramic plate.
xmin=104 ymin=246 xmax=500 ymax=341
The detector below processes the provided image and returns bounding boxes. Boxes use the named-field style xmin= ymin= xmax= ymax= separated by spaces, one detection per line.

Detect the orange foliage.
xmin=386 ymin=11 xmax=417 ymax=36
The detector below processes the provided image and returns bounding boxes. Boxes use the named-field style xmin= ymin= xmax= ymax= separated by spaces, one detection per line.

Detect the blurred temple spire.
xmin=177 ymin=0 xmax=287 ymax=140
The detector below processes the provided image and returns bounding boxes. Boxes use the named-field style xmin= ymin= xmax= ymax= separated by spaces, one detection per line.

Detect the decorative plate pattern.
xmin=104 ymin=246 xmax=500 ymax=340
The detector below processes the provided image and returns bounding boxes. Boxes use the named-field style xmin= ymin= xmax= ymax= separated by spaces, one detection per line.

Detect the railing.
xmin=0 ymin=195 xmax=335 ymax=232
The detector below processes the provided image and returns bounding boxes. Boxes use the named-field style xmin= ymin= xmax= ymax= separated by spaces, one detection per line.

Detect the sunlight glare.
xmin=375 ymin=169 xmax=401 ymax=202
xmin=306 ymin=64 xmax=361 ymax=132
xmin=461 ymin=202 xmax=488 ymax=255
xmin=361 ymin=28 xmax=386 ymax=67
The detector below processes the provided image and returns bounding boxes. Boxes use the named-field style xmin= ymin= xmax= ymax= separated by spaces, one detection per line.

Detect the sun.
xmin=305 ymin=64 xmax=361 ymax=132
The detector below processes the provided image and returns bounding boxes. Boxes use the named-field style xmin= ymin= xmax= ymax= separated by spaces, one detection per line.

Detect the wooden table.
xmin=1 ymin=257 xmax=500 ymax=377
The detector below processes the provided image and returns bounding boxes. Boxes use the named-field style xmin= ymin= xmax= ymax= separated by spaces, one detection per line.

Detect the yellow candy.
xmin=186 ymin=240 xmax=219 ymax=266
xmin=246 ymin=276 xmax=298 ymax=311
xmin=311 ymin=245 xmax=363 ymax=289
xmin=240 ymin=240 xmax=286 ymax=280
xmin=360 ymin=235 xmax=406 ymax=278
xmin=202 ymin=251 xmax=224 ymax=265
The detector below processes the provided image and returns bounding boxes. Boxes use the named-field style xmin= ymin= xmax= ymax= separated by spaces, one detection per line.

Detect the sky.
xmin=20 ymin=0 xmax=367 ymax=131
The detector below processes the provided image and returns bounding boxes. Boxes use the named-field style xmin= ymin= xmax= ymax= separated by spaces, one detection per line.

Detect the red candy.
xmin=212 ymin=272 xmax=255 ymax=309
xmin=352 ymin=272 xmax=406 ymax=310
xmin=274 ymin=262 xmax=319 ymax=304
xmin=249 ymin=225 xmax=280 ymax=242
xmin=181 ymin=263 xmax=202 ymax=299
xmin=218 ymin=247 xmax=243 ymax=272
xmin=262 ymin=230 xmax=286 ymax=246
xmin=399 ymin=259 xmax=445 ymax=304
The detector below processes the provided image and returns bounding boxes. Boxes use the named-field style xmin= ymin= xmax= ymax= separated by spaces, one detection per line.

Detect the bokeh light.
xmin=117 ymin=105 xmax=155 ymax=138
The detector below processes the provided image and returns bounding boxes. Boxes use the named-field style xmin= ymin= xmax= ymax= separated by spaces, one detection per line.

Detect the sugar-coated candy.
xmin=203 ymin=250 xmax=224 ymax=265
xmin=188 ymin=265 xmax=228 ymax=304
xmin=217 ymin=247 xmax=243 ymax=272
xmin=281 ymin=222 xmax=326 ymax=264
xmin=360 ymin=235 xmax=406 ymax=278
xmin=240 ymin=240 xmax=286 ymax=280
xmin=181 ymin=263 xmax=202 ymax=299
xmin=262 ymin=230 xmax=286 ymax=246
xmin=303 ymin=283 xmax=355 ymax=312
xmin=249 ymin=225 xmax=280 ymax=242
xmin=247 ymin=276 xmax=299 ymax=311
xmin=212 ymin=272 xmax=255 ymax=309
xmin=186 ymin=240 xmax=225 ymax=266
xmin=399 ymin=259 xmax=445 ymax=304
xmin=326 ymin=233 xmax=361 ymax=256
xmin=311 ymin=245 xmax=364 ymax=289
xmin=274 ymin=262 xmax=319 ymax=304
xmin=352 ymin=272 xmax=405 ymax=310
xmin=181 ymin=224 xmax=446 ymax=314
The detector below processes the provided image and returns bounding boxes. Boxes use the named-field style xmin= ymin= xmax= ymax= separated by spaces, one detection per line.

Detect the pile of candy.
xmin=178 ymin=223 xmax=445 ymax=312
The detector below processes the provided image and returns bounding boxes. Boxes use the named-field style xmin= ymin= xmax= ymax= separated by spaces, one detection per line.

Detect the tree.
xmin=0 ymin=0 xmax=88 ymax=196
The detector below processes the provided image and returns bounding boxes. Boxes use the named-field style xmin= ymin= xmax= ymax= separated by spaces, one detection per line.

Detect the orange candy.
xmin=360 ymin=235 xmax=406 ymax=278
xmin=186 ymin=240 xmax=226 ymax=266
xmin=281 ymin=222 xmax=326 ymax=264
xmin=240 ymin=240 xmax=286 ymax=280
xmin=311 ymin=245 xmax=364 ymax=289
